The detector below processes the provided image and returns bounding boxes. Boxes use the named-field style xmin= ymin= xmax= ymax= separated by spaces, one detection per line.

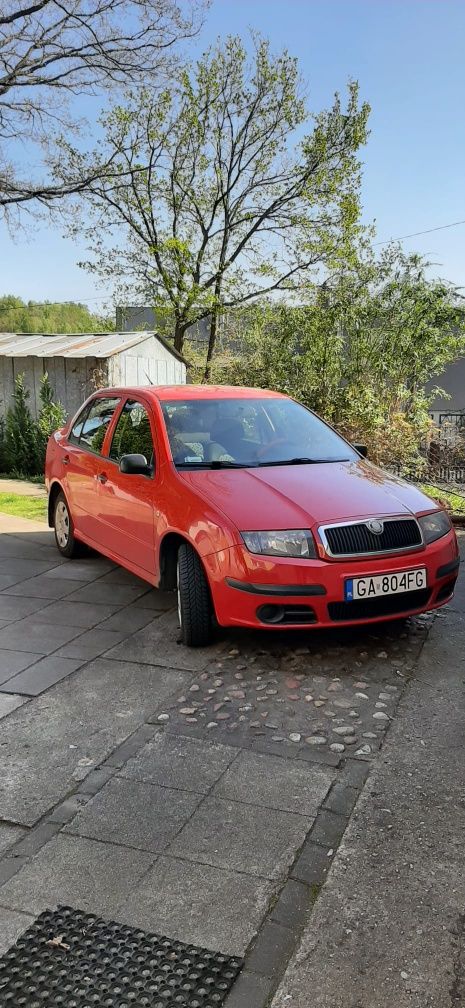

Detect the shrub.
xmin=35 ymin=373 xmax=66 ymax=471
xmin=3 ymin=374 xmax=40 ymax=477
xmin=0 ymin=372 xmax=66 ymax=477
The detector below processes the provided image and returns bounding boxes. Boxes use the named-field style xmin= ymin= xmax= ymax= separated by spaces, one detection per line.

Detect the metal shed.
xmin=0 ymin=331 xmax=187 ymax=419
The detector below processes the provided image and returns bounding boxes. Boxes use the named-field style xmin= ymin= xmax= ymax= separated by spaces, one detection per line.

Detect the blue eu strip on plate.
xmin=345 ymin=579 xmax=354 ymax=601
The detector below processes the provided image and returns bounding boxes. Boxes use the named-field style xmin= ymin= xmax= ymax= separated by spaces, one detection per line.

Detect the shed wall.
xmin=0 ymin=356 xmax=107 ymax=420
xmin=108 ymin=335 xmax=186 ymax=387
xmin=0 ymin=338 xmax=185 ymax=420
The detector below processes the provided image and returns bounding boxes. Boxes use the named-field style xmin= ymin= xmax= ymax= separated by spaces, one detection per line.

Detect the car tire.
xmin=53 ymin=490 xmax=81 ymax=559
xmin=177 ymin=543 xmax=213 ymax=647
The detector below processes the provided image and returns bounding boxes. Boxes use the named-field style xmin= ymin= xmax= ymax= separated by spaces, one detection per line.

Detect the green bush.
xmin=0 ymin=372 xmax=66 ymax=478
xmin=35 ymin=373 xmax=67 ymax=470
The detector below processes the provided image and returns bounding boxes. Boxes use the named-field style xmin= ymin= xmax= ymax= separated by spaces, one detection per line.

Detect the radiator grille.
xmin=323 ymin=518 xmax=422 ymax=557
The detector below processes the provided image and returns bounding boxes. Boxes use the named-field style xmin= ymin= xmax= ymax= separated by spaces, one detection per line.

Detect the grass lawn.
xmin=420 ymin=484 xmax=465 ymax=514
xmin=0 ymin=492 xmax=47 ymax=521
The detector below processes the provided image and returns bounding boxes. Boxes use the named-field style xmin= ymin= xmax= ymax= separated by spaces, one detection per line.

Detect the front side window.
xmin=161 ymin=397 xmax=357 ymax=469
xmin=109 ymin=400 xmax=155 ymax=468
xmin=73 ymin=397 xmax=120 ymax=454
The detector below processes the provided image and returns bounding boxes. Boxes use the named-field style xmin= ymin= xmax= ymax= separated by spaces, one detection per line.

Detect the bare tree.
xmin=0 ymin=0 xmax=204 ymax=209
xmin=57 ymin=36 xmax=370 ymax=374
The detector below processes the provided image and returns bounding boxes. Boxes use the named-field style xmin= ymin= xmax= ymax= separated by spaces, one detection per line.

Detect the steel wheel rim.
xmin=55 ymin=500 xmax=70 ymax=548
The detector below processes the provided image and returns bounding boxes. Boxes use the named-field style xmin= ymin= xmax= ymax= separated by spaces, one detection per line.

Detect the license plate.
xmin=345 ymin=567 xmax=427 ymax=601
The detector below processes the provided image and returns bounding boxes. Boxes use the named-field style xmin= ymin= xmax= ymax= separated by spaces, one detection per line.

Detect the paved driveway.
xmin=0 ymin=513 xmax=444 ymax=1006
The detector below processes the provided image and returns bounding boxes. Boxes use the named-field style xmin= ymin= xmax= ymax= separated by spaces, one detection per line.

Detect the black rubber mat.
xmin=0 ymin=905 xmax=243 ymax=1006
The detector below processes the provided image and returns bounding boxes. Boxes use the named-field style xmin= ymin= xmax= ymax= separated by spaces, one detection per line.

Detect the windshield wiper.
xmin=209 ymin=460 xmax=248 ymax=468
xmin=177 ymin=457 xmax=350 ymax=470
xmin=176 ymin=460 xmax=247 ymax=469
xmin=257 ymin=457 xmax=349 ymax=467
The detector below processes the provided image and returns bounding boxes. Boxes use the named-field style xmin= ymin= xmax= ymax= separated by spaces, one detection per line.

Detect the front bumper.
xmin=204 ymin=530 xmax=460 ymax=629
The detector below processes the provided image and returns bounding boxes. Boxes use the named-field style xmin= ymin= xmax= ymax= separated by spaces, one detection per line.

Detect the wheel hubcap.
xmin=55 ymin=501 xmax=70 ymax=548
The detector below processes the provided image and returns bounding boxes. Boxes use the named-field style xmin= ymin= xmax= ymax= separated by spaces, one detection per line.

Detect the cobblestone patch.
xmin=153 ymin=616 xmax=432 ymax=762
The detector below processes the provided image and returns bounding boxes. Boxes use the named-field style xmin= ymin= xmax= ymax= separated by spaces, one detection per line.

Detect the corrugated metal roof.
xmin=0 ymin=331 xmax=177 ymax=360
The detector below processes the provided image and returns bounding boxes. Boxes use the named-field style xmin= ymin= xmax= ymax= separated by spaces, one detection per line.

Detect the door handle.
xmin=96 ymin=472 xmax=108 ymax=484
xmin=62 ymin=455 xmax=70 ymax=465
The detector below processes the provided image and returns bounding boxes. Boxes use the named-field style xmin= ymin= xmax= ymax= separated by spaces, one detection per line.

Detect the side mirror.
xmin=119 ymin=453 xmax=152 ymax=476
xmin=353 ymin=443 xmax=368 ymax=458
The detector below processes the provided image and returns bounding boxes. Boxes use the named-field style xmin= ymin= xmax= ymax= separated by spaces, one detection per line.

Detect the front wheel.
xmin=53 ymin=490 xmax=81 ymax=558
xmin=177 ymin=543 xmax=213 ymax=647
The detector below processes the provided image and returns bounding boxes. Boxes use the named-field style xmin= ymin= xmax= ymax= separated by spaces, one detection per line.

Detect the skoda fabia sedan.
xmin=45 ymin=385 xmax=459 ymax=646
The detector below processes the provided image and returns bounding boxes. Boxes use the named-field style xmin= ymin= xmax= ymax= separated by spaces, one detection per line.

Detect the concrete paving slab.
xmin=106 ymin=610 xmax=220 ymax=671
xmin=0 ymin=537 xmax=58 ymax=561
xmin=122 ymin=856 xmax=274 ymax=956
xmin=0 ymin=834 xmax=156 ymax=917
xmin=1 ymin=655 xmax=84 ymax=696
xmin=131 ymin=590 xmax=177 ymax=610
xmin=97 ymin=568 xmax=149 ymax=586
xmin=66 ymin=582 xmax=149 ymax=606
xmin=1 ymin=576 xmax=90 ymax=599
xmin=99 ymin=604 xmax=159 ymax=634
xmin=0 ymin=619 xmax=82 ymax=654
xmin=0 ymin=694 xmax=28 ymax=719
xmin=65 ymin=776 xmax=201 ymax=852
xmin=213 ymin=751 xmax=335 ymax=817
xmin=0 ymin=558 xmax=60 ymax=577
xmin=0 ymin=658 xmax=190 ymax=825
xmin=54 ymin=627 xmax=131 ymax=660
xmin=0 ymin=824 xmax=26 ymax=857
xmin=0 ymin=596 xmax=53 ymax=620
xmin=0 ymin=575 xmax=29 ymax=591
xmin=168 ymin=797 xmax=312 ymax=880
xmin=42 ymin=559 xmax=115 ymax=580
xmin=120 ymin=733 xmax=237 ymax=794
xmin=0 ymin=651 xmax=42 ymax=686
xmin=0 ymin=908 xmax=34 ymax=956
xmin=32 ymin=600 xmax=122 ymax=627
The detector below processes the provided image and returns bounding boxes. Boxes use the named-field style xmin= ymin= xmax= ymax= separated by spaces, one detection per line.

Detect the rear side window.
xmin=69 ymin=405 xmax=90 ymax=443
xmin=70 ymin=397 xmax=120 ymax=455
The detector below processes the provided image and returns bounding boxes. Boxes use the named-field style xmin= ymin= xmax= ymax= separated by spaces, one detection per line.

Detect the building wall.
xmin=0 ymin=355 xmax=107 ymax=420
xmin=427 ymin=357 xmax=465 ymax=424
xmin=0 ymin=337 xmax=185 ymax=420
xmin=107 ymin=335 xmax=186 ymax=386
xmin=116 ymin=307 xmax=212 ymax=345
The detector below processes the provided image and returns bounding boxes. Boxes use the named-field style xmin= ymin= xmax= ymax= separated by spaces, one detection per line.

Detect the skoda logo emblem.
xmin=367 ymin=519 xmax=384 ymax=535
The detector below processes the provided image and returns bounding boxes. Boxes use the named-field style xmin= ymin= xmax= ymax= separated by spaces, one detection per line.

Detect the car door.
xmin=96 ymin=397 xmax=157 ymax=575
xmin=63 ymin=395 xmax=121 ymax=543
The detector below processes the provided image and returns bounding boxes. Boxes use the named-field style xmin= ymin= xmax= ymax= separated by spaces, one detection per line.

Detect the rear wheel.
xmin=177 ymin=543 xmax=213 ymax=647
xmin=53 ymin=490 xmax=81 ymax=558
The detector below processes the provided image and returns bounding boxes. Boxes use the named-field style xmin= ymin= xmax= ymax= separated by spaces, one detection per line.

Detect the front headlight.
xmin=418 ymin=510 xmax=452 ymax=544
xmin=241 ymin=529 xmax=317 ymax=558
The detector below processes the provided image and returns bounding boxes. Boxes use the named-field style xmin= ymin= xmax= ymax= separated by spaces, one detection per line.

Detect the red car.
xmin=45 ymin=385 xmax=459 ymax=646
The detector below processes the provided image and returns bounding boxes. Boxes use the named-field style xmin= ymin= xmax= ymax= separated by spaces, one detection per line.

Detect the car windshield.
xmin=161 ymin=397 xmax=358 ymax=468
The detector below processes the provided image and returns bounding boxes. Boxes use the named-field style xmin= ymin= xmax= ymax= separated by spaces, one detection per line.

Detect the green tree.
xmin=197 ymin=248 xmax=465 ymax=468
xmin=0 ymin=0 xmax=204 ymax=212
xmin=57 ymin=36 xmax=369 ymax=367
xmin=35 ymin=372 xmax=67 ymax=471
xmin=0 ymin=296 xmax=112 ymax=333
xmin=3 ymin=373 xmax=40 ymax=476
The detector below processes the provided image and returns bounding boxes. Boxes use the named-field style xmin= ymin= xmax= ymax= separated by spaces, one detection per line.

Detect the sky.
xmin=1 ymin=0 xmax=465 ymax=317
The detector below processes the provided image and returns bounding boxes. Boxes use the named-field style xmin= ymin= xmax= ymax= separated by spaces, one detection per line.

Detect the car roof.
xmin=93 ymin=384 xmax=288 ymax=402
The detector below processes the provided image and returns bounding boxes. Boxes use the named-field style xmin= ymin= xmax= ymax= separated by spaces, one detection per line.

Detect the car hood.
xmin=180 ymin=460 xmax=436 ymax=530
